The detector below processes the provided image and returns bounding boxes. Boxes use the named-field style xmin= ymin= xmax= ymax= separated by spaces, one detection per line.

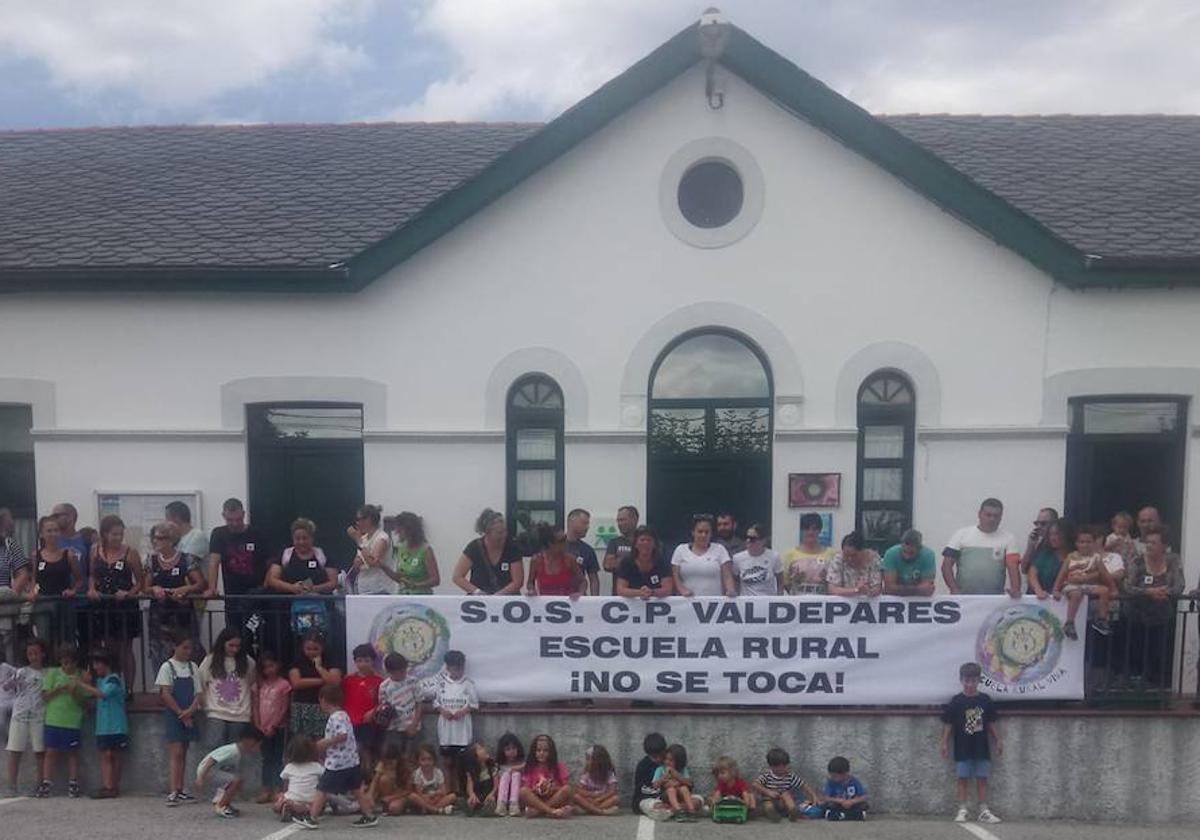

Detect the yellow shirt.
xmin=783 ymin=546 xmax=834 ymax=593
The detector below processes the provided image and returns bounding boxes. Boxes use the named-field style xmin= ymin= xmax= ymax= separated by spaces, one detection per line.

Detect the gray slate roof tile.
xmin=0 ymin=115 xmax=1197 ymax=274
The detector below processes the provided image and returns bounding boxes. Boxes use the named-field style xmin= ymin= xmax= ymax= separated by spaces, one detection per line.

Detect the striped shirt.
xmin=0 ymin=537 xmax=29 ymax=588
xmin=756 ymin=769 xmax=805 ymax=793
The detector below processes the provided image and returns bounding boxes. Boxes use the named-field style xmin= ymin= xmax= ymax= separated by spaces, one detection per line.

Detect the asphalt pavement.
xmin=0 ymin=795 xmax=1193 ymax=840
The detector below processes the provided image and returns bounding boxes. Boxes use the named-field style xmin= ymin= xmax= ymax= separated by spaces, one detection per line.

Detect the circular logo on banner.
xmin=368 ymin=603 xmax=451 ymax=678
xmin=976 ymin=603 xmax=1064 ymax=686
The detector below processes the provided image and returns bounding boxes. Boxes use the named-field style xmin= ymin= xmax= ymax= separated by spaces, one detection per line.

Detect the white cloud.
xmin=389 ymin=0 xmax=1200 ymax=120
xmin=0 ymin=0 xmax=371 ymax=110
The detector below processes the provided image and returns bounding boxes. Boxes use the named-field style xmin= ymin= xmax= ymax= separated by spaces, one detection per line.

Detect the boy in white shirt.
xmin=430 ymin=650 xmax=478 ymax=795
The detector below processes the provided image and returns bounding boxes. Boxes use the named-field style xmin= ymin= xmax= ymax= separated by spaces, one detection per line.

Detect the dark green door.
xmin=247 ymin=404 xmax=365 ymax=569
xmin=646 ymin=330 xmax=773 ymax=547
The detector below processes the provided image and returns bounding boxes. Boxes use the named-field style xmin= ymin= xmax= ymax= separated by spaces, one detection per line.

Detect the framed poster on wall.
xmin=96 ymin=490 xmax=202 ymax=557
xmin=788 ymin=473 xmax=840 ymax=508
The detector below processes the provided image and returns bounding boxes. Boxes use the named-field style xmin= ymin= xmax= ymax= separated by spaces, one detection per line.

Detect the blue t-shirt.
xmin=823 ymin=775 xmax=866 ymax=800
xmin=95 ymin=673 xmax=128 ymax=736
xmin=881 ymin=545 xmax=936 ymax=586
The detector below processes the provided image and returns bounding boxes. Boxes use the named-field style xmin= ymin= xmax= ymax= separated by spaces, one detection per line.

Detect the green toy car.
xmin=712 ymin=796 xmax=749 ymax=824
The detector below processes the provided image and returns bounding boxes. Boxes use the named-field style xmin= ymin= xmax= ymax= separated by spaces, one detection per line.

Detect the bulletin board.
xmin=95 ymin=491 xmax=202 ymax=557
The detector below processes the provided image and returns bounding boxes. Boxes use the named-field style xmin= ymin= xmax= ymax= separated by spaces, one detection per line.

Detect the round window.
xmin=677 ymin=160 xmax=744 ymax=229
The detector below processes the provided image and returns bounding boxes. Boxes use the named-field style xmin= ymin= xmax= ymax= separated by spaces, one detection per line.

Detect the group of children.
xmin=632 ymin=735 xmax=868 ymax=824
xmin=2 ymin=624 xmax=1002 ymax=827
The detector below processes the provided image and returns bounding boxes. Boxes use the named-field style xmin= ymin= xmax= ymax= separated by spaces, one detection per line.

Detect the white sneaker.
xmin=953 ymin=805 xmax=970 ymax=822
xmin=977 ymin=807 xmax=1002 ymax=824
xmin=494 ymin=802 xmax=508 ymax=817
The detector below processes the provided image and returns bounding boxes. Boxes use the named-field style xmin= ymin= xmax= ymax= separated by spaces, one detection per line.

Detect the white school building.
xmin=2 ymin=17 xmax=1199 ymax=595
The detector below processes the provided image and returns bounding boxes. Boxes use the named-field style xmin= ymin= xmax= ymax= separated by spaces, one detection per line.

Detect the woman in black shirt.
xmin=28 ymin=515 xmax=83 ymax=647
xmin=616 ymin=526 xmax=675 ymax=599
xmin=452 ymin=508 xmax=524 ymax=595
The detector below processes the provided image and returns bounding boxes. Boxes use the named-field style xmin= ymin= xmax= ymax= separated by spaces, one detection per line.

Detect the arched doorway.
xmin=506 ymin=374 xmax=566 ymax=543
xmin=646 ymin=329 xmax=773 ymax=546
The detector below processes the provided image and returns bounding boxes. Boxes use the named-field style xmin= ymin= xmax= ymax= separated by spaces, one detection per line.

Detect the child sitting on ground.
xmin=495 ymin=732 xmax=525 ymax=817
xmin=520 ymin=733 xmax=572 ymax=818
xmin=821 ymin=756 xmax=868 ymax=821
xmin=752 ymin=747 xmax=819 ymax=822
xmin=940 ymin=661 xmax=1002 ymax=824
xmin=461 ymin=742 xmax=497 ymax=816
xmin=1053 ymin=524 xmax=1118 ymax=639
xmin=573 ymin=745 xmax=619 ymax=815
xmin=276 ymin=735 xmax=323 ymax=822
xmin=633 ymin=733 xmax=667 ymax=819
xmin=408 ymin=743 xmax=456 ymax=815
xmin=652 ymin=743 xmax=700 ymax=822
xmin=709 ymin=755 xmax=755 ymax=812
xmin=195 ymin=723 xmax=263 ymax=819
xmin=367 ymin=744 xmax=411 ymax=816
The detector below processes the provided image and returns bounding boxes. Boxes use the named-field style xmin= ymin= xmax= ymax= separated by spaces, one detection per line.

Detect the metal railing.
xmin=0 ymin=592 xmax=1195 ymax=707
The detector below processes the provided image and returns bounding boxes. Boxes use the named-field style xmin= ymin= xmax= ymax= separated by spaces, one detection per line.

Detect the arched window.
xmin=506 ymin=374 xmax=565 ymax=540
xmin=647 ymin=330 xmax=773 ymax=545
xmin=856 ymin=370 xmax=916 ymax=552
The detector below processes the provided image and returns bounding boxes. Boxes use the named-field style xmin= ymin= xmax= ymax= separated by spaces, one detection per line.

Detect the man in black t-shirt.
xmin=565 ymin=508 xmax=600 ymax=595
xmin=603 ymin=505 xmax=639 ymax=595
xmin=940 ymin=662 xmax=1002 ymax=824
xmin=205 ymin=498 xmax=272 ymax=643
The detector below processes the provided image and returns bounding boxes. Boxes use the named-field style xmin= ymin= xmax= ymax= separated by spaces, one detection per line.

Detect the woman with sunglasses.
xmin=731 ymin=523 xmax=783 ymax=596
xmin=525 ymin=524 xmax=585 ymax=597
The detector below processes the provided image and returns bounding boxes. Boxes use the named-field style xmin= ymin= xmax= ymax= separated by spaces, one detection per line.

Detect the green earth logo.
xmin=368 ymin=603 xmax=451 ymax=679
xmin=976 ymin=604 xmax=1064 ymax=685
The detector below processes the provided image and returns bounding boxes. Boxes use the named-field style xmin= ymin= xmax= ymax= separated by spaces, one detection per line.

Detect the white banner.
xmin=346 ymin=595 xmax=1085 ymax=705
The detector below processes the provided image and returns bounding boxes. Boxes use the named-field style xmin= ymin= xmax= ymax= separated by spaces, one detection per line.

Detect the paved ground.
xmin=0 ymin=796 xmax=1193 ymax=840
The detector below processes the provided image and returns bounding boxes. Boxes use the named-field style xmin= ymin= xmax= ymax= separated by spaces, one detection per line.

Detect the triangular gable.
xmin=347 ymin=22 xmax=1196 ymax=291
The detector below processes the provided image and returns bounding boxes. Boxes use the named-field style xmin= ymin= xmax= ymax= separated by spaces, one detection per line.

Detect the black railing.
xmin=0 ymin=593 xmax=1195 ymax=706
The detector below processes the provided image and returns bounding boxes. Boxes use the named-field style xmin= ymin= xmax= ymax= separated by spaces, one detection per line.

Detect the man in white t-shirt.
xmin=941 ymin=498 xmax=1022 ymax=597
xmin=166 ymin=501 xmax=209 ymax=560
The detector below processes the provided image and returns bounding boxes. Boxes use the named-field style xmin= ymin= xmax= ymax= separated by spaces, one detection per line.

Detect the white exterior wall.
xmin=2 ymin=65 xmax=1199 ymax=601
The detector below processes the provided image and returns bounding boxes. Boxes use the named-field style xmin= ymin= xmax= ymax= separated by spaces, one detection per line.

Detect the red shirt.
xmin=343 ymin=673 xmax=383 ymax=725
xmin=534 ymin=553 xmax=578 ymax=596
xmin=717 ymin=778 xmax=748 ymax=797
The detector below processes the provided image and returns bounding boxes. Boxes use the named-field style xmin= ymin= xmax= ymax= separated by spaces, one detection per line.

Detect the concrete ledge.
xmin=9 ymin=708 xmax=1198 ymax=822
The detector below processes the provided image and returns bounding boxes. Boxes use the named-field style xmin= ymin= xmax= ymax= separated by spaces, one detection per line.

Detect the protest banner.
xmin=346 ymin=595 xmax=1084 ymax=704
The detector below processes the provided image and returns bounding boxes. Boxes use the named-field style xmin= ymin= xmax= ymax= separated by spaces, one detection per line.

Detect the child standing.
xmin=367 ymin=743 xmax=411 ymax=816
xmin=195 ymin=723 xmax=263 ymax=818
xmin=752 ymin=747 xmax=818 ymax=823
xmin=198 ymin=627 xmax=256 ymax=748
xmin=276 ymin=735 xmax=323 ymax=822
xmin=463 ymin=742 xmax=497 ymax=816
xmin=253 ymin=650 xmax=292 ymax=804
xmin=293 ymin=684 xmax=379 ymax=830
xmin=1053 ymin=525 xmax=1118 ymax=639
xmin=430 ymin=649 xmax=478 ymax=794
xmin=342 ymin=644 xmax=383 ymax=773
xmin=495 ymin=732 xmax=525 ymax=817
xmin=573 ymin=745 xmax=619 ymax=815
xmin=632 ymin=732 xmax=666 ymax=818
xmin=652 ymin=743 xmax=699 ymax=821
xmin=76 ymin=650 xmax=127 ymax=798
xmin=39 ymin=643 xmax=87 ymax=798
xmin=520 ymin=733 xmax=571 ymax=818
xmin=940 ymin=661 xmax=1002 ymax=824
xmin=376 ymin=653 xmax=420 ymax=754
xmin=820 ymin=756 xmax=868 ymax=821
xmin=709 ymin=755 xmax=755 ymax=811
xmin=5 ymin=638 xmax=47 ymax=796
xmin=156 ymin=632 xmax=203 ymax=805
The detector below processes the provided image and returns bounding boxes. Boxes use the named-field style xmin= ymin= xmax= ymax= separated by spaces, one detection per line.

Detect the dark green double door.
xmin=247 ymin=404 xmax=364 ymax=569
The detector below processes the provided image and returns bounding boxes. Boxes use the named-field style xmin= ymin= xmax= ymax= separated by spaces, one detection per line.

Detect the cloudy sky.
xmin=0 ymin=0 xmax=1196 ymax=130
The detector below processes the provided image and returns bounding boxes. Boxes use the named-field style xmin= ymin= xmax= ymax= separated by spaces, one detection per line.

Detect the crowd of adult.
xmin=0 ymin=495 xmax=1192 ymax=689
